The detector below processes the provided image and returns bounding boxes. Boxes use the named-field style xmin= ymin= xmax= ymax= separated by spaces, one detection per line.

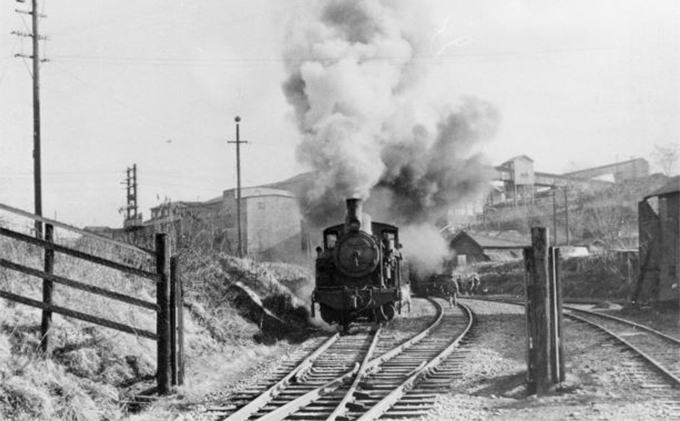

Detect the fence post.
xmin=170 ymin=256 xmax=184 ymax=386
xmin=156 ymin=233 xmax=171 ymax=395
xmin=549 ymin=247 xmax=565 ymax=382
xmin=178 ymin=261 xmax=184 ymax=385
xmin=523 ymin=247 xmax=535 ymax=391
xmin=40 ymin=223 xmax=54 ymax=355
xmin=524 ymin=227 xmax=551 ymax=395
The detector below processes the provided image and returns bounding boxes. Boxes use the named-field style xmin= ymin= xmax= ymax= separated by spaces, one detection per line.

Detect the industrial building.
xmin=115 ymin=156 xmax=654 ymax=262
xmin=221 ymin=186 xmax=302 ymax=256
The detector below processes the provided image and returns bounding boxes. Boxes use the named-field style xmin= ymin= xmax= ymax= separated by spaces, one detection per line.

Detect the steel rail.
xmin=257 ymin=328 xmax=383 ymax=421
xmin=465 ymin=297 xmax=680 ymax=387
xmin=564 ymin=305 xmax=680 ymax=345
xmin=251 ymin=299 xmax=444 ymax=421
xmin=364 ymin=298 xmax=445 ymax=372
xmin=357 ymin=302 xmax=475 ymax=421
xmin=256 ymin=363 xmax=360 ymax=421
xmin=565 ymin=312 xmax=680 ymax=388
xmin=224 ymin=333 xmax=340 ymax=421
xmin=466 ymin=297 xmax=679 ymax=346
xmin=327 ymin=328 xmax=383 ymax=421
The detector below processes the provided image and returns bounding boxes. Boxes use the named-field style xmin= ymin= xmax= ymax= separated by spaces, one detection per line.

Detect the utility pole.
xmin=14 ymin=0 xmax=48 ymax=238
xmin=228 ymin=116 xmax=248 ymax=257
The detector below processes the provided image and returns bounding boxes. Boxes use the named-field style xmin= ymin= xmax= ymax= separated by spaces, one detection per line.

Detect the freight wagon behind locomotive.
xmin=312 ymin=198 xmax=403 ymax=328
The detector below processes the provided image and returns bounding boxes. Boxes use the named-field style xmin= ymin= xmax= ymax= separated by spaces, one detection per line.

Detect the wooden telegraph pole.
xmin=14 ymin=0 xmax=52 ymax=353
xmin=228 ymin=117 xmax=247 ymax=257
xmin=14 ymin=0 xmax=47 ymax=237
xmin=31 ymin=0 xmax=43 ymax=239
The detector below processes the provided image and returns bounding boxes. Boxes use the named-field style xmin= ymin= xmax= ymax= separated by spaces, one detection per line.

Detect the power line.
xmin=47 ymin=62 xmax=221 ymax=141
xmin=47 ymin=40 xmax=678 ymax=67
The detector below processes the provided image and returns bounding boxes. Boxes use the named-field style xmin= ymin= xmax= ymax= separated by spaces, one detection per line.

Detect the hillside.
xmin=0 ymin=234 xmax=313 ymax=420
xmin=478 ymin=174 xmax=670 ymax=248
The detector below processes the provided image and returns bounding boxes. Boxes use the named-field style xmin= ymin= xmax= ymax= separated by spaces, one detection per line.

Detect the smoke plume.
xmin=282 ymin=1 xmax=500 ymax=277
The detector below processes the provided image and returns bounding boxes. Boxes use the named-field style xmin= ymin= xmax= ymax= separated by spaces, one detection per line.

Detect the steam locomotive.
xmin=311 ymin=198 xmax=403 ymax=328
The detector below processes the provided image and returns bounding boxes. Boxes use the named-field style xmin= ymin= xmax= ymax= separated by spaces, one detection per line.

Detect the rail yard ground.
xmin=426 ymin=299 xmax=679 ymax=421
xmin=1 ymin=242 xmax=678 ymax=420
xmin=135 ymin=297 xmax=678 ymax=420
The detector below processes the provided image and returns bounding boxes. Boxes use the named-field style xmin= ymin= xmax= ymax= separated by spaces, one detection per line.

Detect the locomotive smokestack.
xmin=345 ymin=198 xmax=362 ymax=232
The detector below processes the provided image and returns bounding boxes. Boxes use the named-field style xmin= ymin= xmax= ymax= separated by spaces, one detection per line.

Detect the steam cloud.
xmin=282 ymin=0 xmax=500 ymax=277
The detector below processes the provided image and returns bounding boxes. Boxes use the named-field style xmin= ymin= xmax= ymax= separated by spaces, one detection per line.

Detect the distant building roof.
xmin=84 ymin=226 xmax=112 ymax=232
xmin=149 ymin=200 xmax=216 ymax=212
xmin=645 ymin=175 xmax=680 ymax=199
xmin=451 ymin=230 xmax=529 ymax=249
xmin=224 ymin=186 xmax=295 ymax=199
xmin=500 ymin=155 xmax=534 ymax=167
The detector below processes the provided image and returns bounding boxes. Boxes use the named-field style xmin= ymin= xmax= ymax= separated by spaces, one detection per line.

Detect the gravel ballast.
xmin=423 ymin=298 xmax=677 ymax=420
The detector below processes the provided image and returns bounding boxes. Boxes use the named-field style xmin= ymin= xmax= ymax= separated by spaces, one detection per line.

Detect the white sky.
xmin=1 ymin=0 xmax=678 ymax=227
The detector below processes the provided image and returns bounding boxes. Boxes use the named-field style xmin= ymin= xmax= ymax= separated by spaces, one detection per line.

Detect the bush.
xmin=474 ymin=253 xmax=635 ymax=301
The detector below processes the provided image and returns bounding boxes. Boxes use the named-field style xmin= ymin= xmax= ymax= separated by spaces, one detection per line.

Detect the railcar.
xmin=311 ymin=198 xmax=403 ymax=328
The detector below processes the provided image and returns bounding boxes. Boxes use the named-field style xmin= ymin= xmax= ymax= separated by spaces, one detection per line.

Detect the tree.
xmin=652 ymin=143 xmax=679 ymax=176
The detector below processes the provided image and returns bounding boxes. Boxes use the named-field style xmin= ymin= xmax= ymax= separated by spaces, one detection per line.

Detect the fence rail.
xmin=0 ymin=290 xmax=158 ymax=340
xmin=0 ymin=203 xmax=155 ymax=255
xmin=0 ymin=227 xmax=159 ymax=280
xmin=0 ymin=259 xmax=159 ymax=311
xmin=0 ymin=204 xmax=183 ymax=394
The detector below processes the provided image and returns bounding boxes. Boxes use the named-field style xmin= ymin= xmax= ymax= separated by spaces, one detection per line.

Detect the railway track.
xmin=564 ymin=306 xmax=680 ymax=418
xmin=212 ymin=297 xmax=475 ymax=420
xmin=464 ymin=296 xmax=680 ymax=417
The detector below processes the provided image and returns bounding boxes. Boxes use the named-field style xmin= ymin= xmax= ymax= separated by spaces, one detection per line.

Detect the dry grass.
xmin=0 ymin=225 xmax=314 ymax=420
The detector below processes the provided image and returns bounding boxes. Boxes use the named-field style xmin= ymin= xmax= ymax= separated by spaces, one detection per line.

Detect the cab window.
xmin=325 ymin=233 xmax=337 ymax=249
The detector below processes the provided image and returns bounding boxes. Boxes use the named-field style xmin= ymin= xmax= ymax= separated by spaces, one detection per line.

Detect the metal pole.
xmin=32 ymin=0 xmax=43 ymax=239
xmin=132 ymin=164 xmax=138 ymax=220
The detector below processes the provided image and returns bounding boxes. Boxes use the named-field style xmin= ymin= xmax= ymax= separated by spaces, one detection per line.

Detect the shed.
xmin=635 ymin=176 xmax=679 ymax=305
xmin=448 ymin=231 xmax=528 ymax=267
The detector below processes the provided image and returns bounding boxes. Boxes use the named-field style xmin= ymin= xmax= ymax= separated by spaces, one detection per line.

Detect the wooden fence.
xmin=0 ymin=203 xmax=183 ymax=395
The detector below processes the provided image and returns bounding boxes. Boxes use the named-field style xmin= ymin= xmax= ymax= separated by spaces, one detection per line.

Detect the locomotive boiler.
xmin=311 ymin=198 xmax=403 ymax=328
